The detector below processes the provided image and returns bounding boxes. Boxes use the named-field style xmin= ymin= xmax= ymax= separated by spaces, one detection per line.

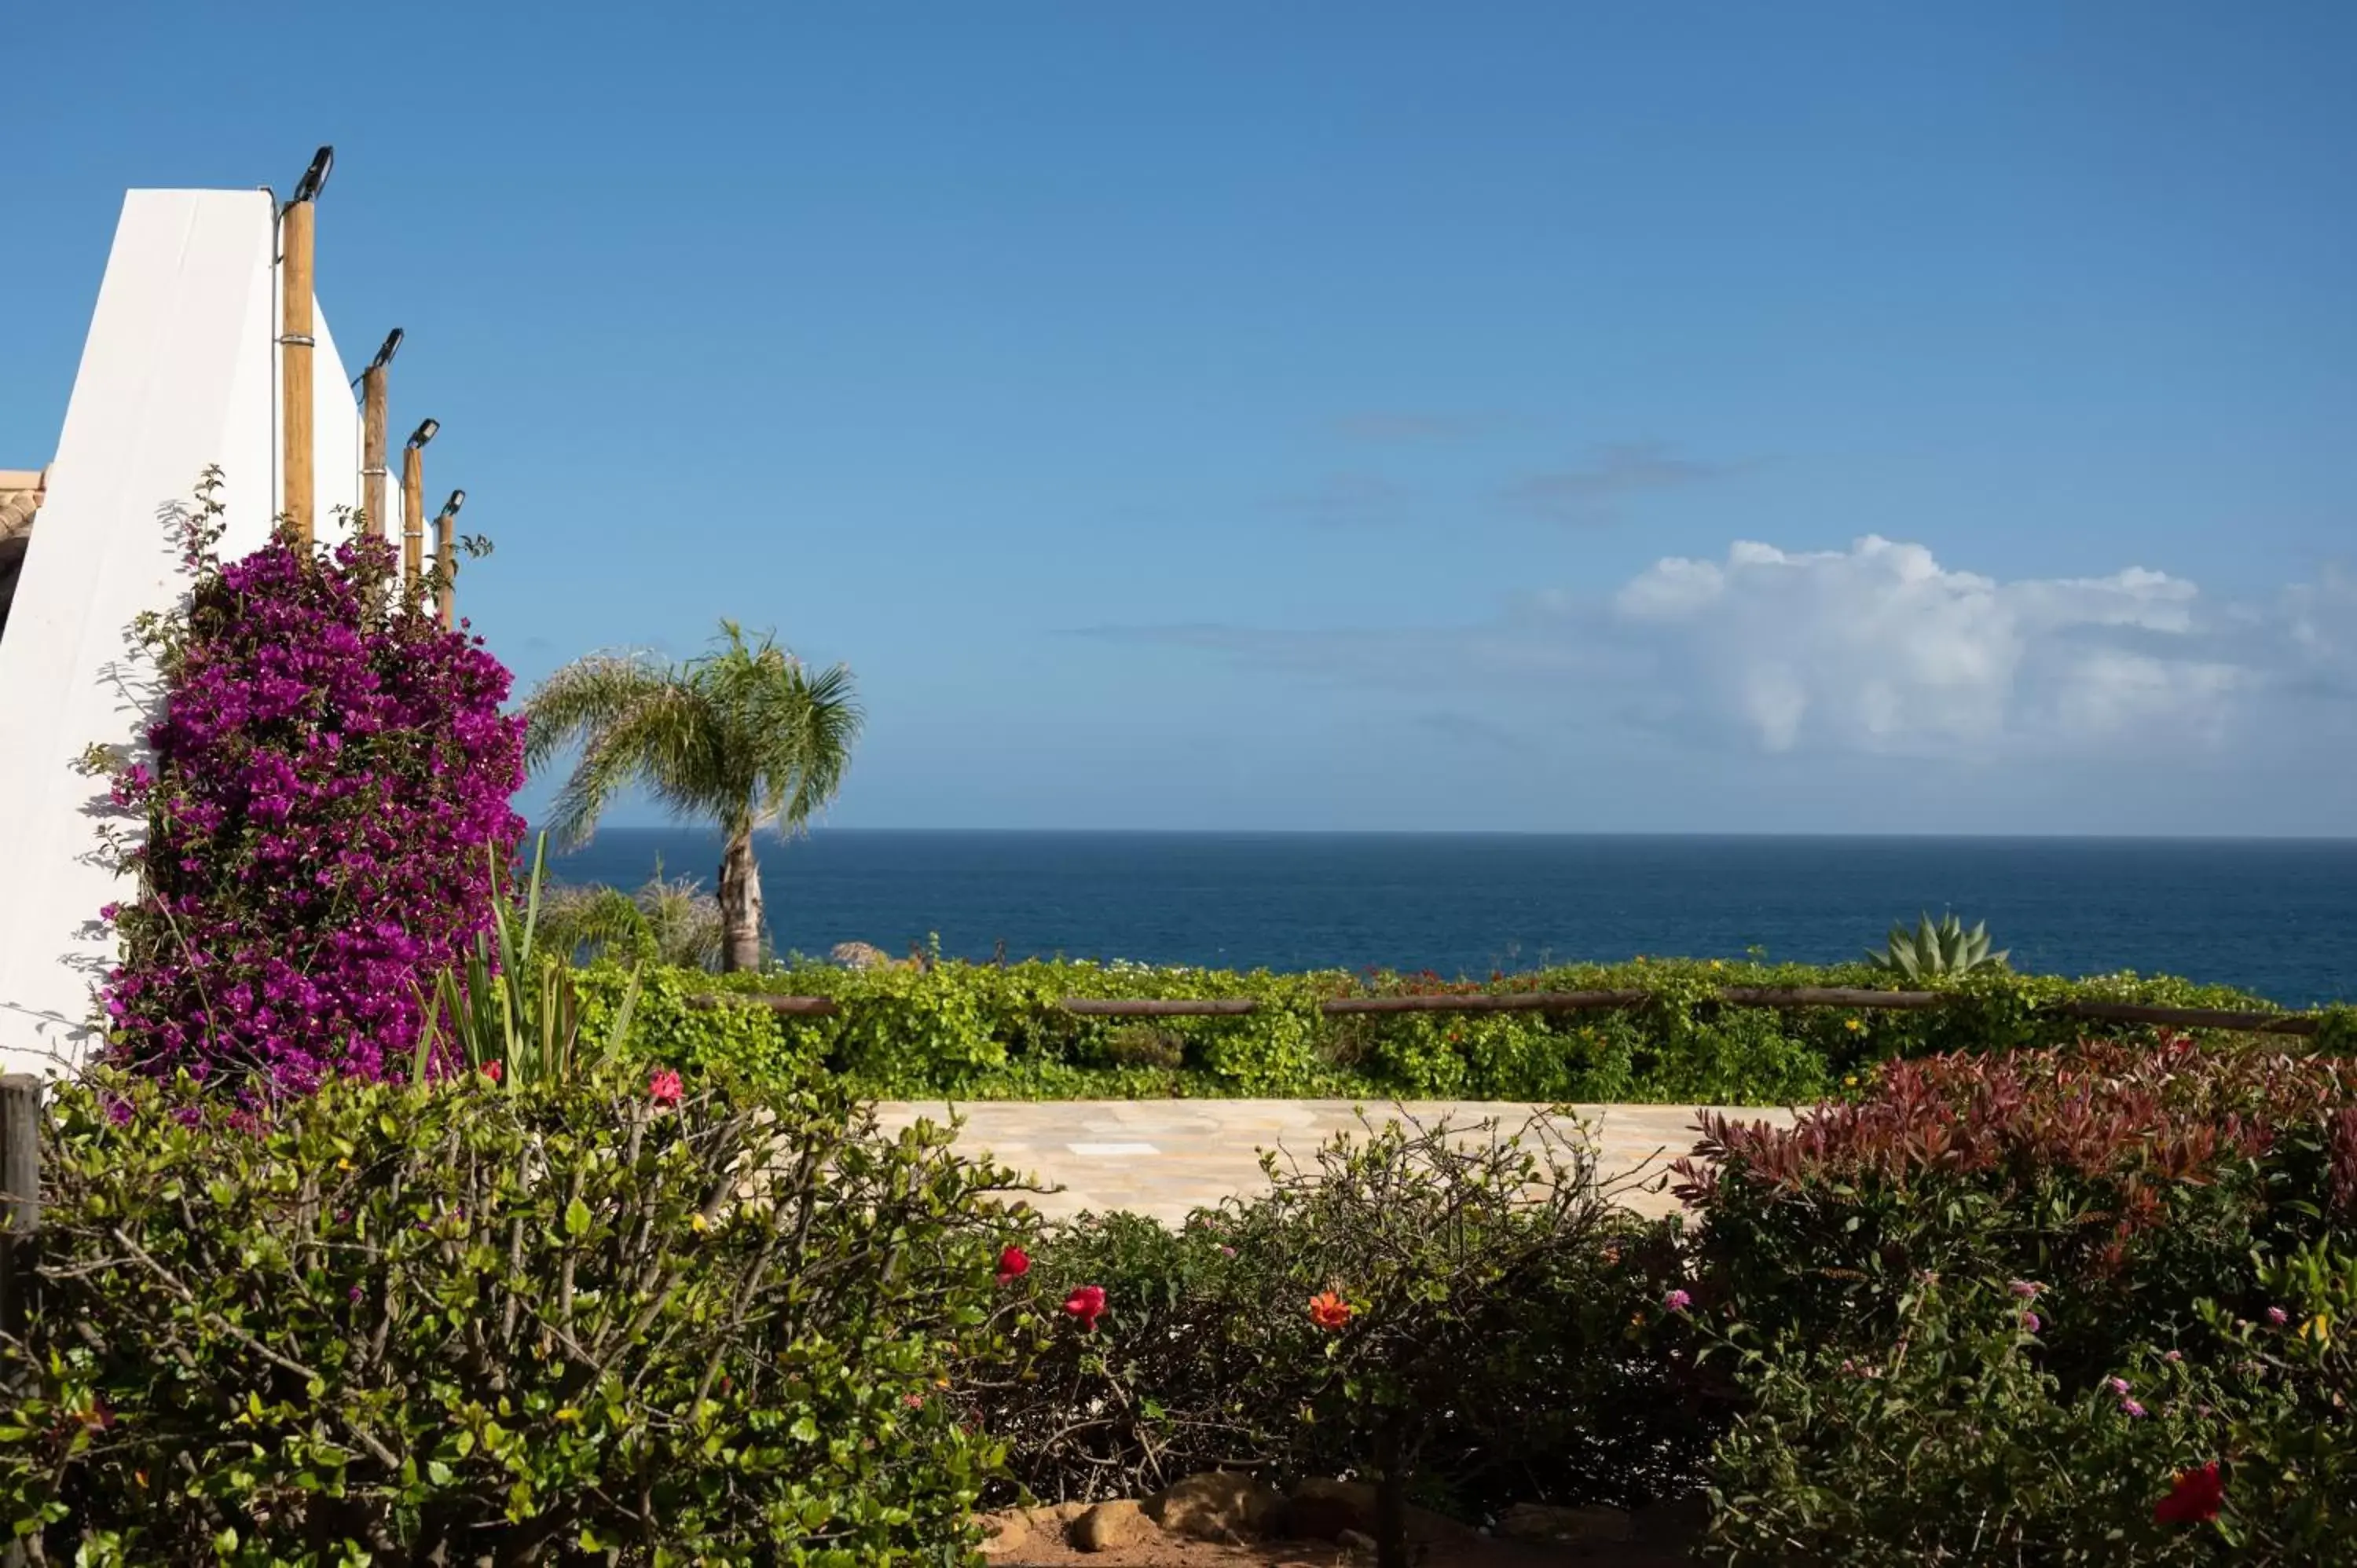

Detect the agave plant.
xmin=1865 ymin=912 xmax=2009 ymax=980
xmin=412 ymin=832 xmax=644 ymax=1086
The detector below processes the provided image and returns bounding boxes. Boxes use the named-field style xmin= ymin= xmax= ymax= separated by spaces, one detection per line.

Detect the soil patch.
xmin=1001 ymin=1533 xmax=1692 ymax=1566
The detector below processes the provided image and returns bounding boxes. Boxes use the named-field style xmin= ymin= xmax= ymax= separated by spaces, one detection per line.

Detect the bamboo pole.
xmin=434 ymin=500 xmax=457 ymax=630
xmin=401 ymin=444 xmax=425 ymax=584
xmin=361 ymin=365 xmax=388 ymax=542
xmin=278 ymin=200 xmax=317 ymax=544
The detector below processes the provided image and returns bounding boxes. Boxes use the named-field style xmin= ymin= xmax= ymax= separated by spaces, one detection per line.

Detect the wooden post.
xmin=361 ymin=365 xmax=389 ymax=542
xmin=435 ymin=504 xmax=457 ymax=630
xmin=0 ymin=1075 xmax=40 ymax=1566
xmin=278 ymin=200 xmax=317 ymax=544
xmin=0 ymin=1076 xmax=41 ymax=1327
xmin=402 ymin=443 xmax=425 ymax=585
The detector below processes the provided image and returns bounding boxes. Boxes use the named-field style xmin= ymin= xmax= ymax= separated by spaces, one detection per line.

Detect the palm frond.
xmin=520 ymin=621 xmax=862 ymax=857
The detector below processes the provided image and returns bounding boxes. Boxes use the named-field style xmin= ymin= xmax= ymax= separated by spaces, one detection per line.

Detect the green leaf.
xmin=565 ymin=1196 xmax=592 ymax=1239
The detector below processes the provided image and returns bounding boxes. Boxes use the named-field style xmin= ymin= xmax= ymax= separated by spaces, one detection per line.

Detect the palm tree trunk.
xmin=716 ymin=828 xmax=764 ymax=973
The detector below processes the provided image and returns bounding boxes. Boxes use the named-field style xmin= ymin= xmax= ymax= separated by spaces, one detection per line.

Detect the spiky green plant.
xmin=1865 ymin=912 xmax=2010 ymax=980
xmin=538 ymin=859 xmax=727 ymax=972
xmin=412 ymin=833 xmax=643 ymax=1086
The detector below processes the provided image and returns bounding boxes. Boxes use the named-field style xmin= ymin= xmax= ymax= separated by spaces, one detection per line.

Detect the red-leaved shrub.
xmin=1674 ymin=1037 xmax=2357 ymax=1384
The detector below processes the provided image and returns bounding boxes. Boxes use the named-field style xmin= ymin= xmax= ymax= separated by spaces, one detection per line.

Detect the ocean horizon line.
xmin=547 ymin=825 xmax=2357 ymax=845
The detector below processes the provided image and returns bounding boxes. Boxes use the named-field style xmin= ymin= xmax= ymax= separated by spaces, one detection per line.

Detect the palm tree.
xmin=521 ymin=621 xmax=862 ymax=972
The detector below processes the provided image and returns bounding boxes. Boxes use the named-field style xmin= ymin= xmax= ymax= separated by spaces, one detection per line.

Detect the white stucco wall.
xmin=0 ymin=189 xmax=372 ymax=1076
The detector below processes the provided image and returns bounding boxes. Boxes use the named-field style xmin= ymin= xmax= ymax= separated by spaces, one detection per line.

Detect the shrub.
xmin=101 ymin=476 xmax=525 ymax=1090
xmin=1705 ymin=1277 xmax=2232 ymax=1565
xmin=973 ymin=1114 xmax=1710 ymax=1555
xmin=575 ymin=964 xmax=816 ymax=1085
xmin=0 ymin=1068 xmax=1039 ymax=1565
xmin=1703 ymin=1261 xmax=2357 ymax=1566
xmin=654 ymin=954 xmax=2297 ymax=1105
xmin=1674 ymin=1039 xmax=2357 ymax=1385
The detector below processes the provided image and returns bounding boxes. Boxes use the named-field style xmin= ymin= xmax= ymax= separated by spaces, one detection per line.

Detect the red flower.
xmin=1063 ymin=1284 xmax=1107 ymax=1332
xmin=995 ymin=1245 xmax=1032 ymax=1286
xmin=2154 ymin=1462 xmax=2224 ymax=1526
xmin=647 ymin=1068 xmax=684 ymax=1107
xmin=1309 ymin=1290 xmax=1354 ymax=1331
xmin=481 ymin=1059 xmax=502 ymax=1083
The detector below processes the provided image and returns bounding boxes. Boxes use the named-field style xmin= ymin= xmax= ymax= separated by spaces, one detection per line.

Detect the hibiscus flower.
xmin=2154 ymin=1462 xmax=2224 ymax=1526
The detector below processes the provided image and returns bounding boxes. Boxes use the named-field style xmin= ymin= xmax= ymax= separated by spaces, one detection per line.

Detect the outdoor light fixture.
xmin=290 ymin=145 xmax=334 ymax=205
xmin=406 ymin=418 xmax=439 ymax=449
xmin=438 ymin=489 xmax=467 ymax=520
xmin=366 ymin=328 xmax=403 ymax=373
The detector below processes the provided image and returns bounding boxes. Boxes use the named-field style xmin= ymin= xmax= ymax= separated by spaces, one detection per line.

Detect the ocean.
xmin=542 ymin=830 xmax=2357 ymax=1009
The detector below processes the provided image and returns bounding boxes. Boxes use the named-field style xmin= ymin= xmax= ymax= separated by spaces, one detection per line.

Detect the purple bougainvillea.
xmin=103 ymin=491 xmax=522 ymax=1091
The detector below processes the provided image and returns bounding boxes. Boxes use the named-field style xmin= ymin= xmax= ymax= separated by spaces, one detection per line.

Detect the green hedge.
xmin=576 ymin=954 xmax=2308 ymax=1103
xmin=3 ymin=1068 xmax=1039 ymax=1566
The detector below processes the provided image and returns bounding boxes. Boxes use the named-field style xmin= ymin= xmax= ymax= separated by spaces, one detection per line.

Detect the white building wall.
xmin=0 ymin=189 xmax=368 ymax=1076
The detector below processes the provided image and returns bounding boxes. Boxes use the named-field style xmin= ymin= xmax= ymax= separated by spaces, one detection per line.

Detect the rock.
xmin=829 ymin=941 xmax=895 ymax=970
xmin=1498 ymin=1501 xmax=1635 ymax=1545
xmin=1288 ymin=1478 xmax=1376 ymax=1541
xmin=1337 ymin=1529 xmax=1377 ymax=1559
xmin=1288 ymin=1478 xmax=1478 ymax=1546
xmin=975 ymin=1511 xmax=1028 ymax=1557
xmin=1071 ymin=1499 xmax=1154 ymax=1552
xmin=1633 ymin=1492 xmax=1708 ymax=1546
xmin=1147 ymin=1471 xmax=1287 ymax=1541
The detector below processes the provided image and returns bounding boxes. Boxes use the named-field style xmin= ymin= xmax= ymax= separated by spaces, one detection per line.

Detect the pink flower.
xmin=1063 ymin=1284 xmax=1107 ymax=1332
xmin=1663 ymin=1289 xmax=1692 ymax=1313
xmin=2022 ymin=1311 xmax=2041 ymax=1334
xmin=2162 ymin=1349 xmax=2183 ymax=1363
xmin=2009 ymin=1279 xmax=2041 ymax=1299
xmin=647 ymin=1068 xmax=684 ymax=1106
xmin=2106 ymin=1377 xmax=2132 ymax=1396
xmin=2265 ymin=1306 xmax=2289 ymax=1327
xmin=2120 ymin=1398 xmax=2148 ymax=1419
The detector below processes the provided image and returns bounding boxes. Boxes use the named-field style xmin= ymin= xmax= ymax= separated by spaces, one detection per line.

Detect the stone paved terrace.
xmin=872 ymin=1100 xmax=1798 ymax=1223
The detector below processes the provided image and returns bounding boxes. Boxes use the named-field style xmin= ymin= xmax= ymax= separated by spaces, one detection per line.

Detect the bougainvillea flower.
xmin=2154 ymin=1461 xmax=2224 ymax=1525
xmin=101 ymin=526 xmax=527 ymax=1090
xmin=1309 ymin=1290 xmax=1354 ymax=1331
xmin=1063 ymin=1284 xmax=1107 ymax=1332
xmin=647 ymin=1068 xmax=684 ymax=1106
xmin=995 ymin=1245 xmax=1031 ymax=1286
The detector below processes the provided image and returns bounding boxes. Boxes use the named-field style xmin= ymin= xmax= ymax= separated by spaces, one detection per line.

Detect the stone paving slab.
xmin=873 ymin=1101 xmax=1798 ymax=1223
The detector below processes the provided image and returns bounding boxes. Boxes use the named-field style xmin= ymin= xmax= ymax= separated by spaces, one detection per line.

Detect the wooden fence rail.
xmin=692 ymin=988 xmax=2326 ymax=1037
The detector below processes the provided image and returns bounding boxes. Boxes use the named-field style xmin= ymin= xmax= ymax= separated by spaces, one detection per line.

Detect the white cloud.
xmin=1611 ymin=535 xmax=2244 ymax=756
xmin=1080 ymin=534 xmax=2354 ymax=771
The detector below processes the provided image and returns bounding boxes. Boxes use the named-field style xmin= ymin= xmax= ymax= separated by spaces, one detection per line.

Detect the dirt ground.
xmin=993 ymin=1497 xmax=1703 ymax=1567
xmin=1003 ymin=1533 xmax=1692 ymax=1567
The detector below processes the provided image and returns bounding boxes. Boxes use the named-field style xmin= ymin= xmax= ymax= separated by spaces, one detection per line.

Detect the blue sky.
xmin=7 ymin=3 xmax=2354 ymax=834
